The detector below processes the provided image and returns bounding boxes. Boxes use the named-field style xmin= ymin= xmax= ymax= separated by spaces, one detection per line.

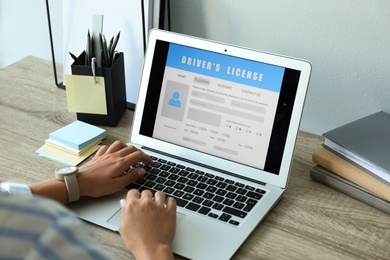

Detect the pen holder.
xmin=71 ymin=52 xmax=127 ymax=126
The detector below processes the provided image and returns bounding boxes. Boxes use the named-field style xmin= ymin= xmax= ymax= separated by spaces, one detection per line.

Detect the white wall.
xmin=1 ymin=0 xmax=389 ymax=135
xmin=0 ymin=0 xmax=62 ymax=68
xmin=169 ymin=0 xmax=390 ymax=135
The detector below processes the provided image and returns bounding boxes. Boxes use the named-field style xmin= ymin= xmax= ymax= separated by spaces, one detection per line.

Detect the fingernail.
xmin=120 ymin=199 xmax=126 ymax=207
xmin=138 ymin=168 xmax=146 ymax=177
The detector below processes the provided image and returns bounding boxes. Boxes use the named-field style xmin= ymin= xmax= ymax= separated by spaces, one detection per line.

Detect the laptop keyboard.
xmin=126 ymin=156 xmax=266 ymax=226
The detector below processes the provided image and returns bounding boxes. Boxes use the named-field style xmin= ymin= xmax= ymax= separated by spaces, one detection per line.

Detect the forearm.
xmin=28 ymin=173 xmax=93 ymax=202
xmin=29 ymin=179 xmax=69 ymax=202
xmin=27 ymin=142 xmax=152 ymax=202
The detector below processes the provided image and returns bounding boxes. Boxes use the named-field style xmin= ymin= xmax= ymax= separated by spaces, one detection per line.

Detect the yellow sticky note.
xmin=41 ymin=143 xmax=101 ymax=166
xmin=65 ymin=74 xmax=108 ymax=115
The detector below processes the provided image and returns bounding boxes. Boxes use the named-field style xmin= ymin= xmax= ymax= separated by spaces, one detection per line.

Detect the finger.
xmin=112 ymin=149 xmax=152 ymax=175
xmin=116 ymin=145 xmax=140 ymax=157
xmin=126 ymin=189 xmax=141 ymax=200
xmin=122 ymin=149 xmax=153 ymax=166
xmin=105 ymin=140 xmax=127 ymax=154
xmin=120 ymin=199 xmax=126 ymax=208
xmin=141 ymin=189 xmax=153 ymax=200
xmin=154 ymin=191 xmax=166 ymax=206
xmin=120 ymin=167 xmax=146 ymax=184
xmin=166 ymin=197 xmax=177 ymax=211
xmin=93 ymin=145 xmax=109 ymax=158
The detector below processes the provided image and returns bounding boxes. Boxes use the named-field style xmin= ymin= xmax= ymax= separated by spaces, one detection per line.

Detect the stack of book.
xmin=37 ymin=120 xmax=106 ymax=166
xmin=311 ymin=111 xmax=390 ymax=214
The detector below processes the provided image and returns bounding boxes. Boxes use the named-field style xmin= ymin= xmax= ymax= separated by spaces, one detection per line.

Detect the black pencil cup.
xmin=71 ymin=52 xmax=126 ymax=126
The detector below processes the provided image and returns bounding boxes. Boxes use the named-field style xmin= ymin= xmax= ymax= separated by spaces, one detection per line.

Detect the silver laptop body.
xmin=68 ymin=29 xmax=311 ymax=260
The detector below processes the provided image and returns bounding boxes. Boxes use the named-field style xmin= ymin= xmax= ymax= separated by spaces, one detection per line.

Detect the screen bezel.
xmin=131 ymin=29 xmax=311 ymax=189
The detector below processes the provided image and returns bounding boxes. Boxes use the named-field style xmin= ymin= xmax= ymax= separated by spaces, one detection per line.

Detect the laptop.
xmin=68 ymin=29 xmax=311 ymax=260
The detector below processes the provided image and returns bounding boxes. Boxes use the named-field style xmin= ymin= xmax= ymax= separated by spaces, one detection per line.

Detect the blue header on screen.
xmin=166 ymin=43 xmax=285 ymax=92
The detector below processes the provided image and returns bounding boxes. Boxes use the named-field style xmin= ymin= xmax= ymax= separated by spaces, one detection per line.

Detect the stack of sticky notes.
xmin=37 ymin=120 xmax=106 ymax=166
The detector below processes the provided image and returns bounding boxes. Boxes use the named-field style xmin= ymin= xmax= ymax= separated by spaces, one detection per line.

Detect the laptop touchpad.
xmin=107 ymin=209 xmax=185 ymax=226
xmin=107 ymin=208 xmax=122 ymax=226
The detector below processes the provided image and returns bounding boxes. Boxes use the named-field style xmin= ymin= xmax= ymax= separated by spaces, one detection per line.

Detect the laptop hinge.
xmin=142 ymin=146 xmax=267 ymax=186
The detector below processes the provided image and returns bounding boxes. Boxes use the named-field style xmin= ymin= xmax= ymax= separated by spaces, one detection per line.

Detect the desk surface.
xmin=1 ymin=57 xmax=389 ymax=259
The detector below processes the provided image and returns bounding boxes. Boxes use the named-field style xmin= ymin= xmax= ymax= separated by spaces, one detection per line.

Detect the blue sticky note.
xmin=49 ymin=121 xmax=106 ymax=150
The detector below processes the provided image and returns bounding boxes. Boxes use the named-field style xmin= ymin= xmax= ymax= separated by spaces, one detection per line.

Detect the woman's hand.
xmin=78 ymin=140 xmax=153 ymax=198
xmin=30 ymin=141 xmax=153 ymax=202
xmin=119 ymin=190 xmax=176 ymax=260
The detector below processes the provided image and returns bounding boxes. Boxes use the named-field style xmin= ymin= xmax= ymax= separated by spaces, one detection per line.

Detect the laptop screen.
xmin=138 ymin=39 xmax=302 ymax=175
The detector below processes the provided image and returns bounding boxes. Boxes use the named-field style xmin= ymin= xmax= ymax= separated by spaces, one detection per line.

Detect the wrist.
xmin=55 ymin=166 xmax=80 ymax=202
xmin=132 ymin=244 xmax=173 ymax=260
xmin=76 ymin=171 xmax=92 ymax=197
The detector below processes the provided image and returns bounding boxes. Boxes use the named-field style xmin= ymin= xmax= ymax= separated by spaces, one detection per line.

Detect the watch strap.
xmin=63 ymin=174 xmax=80 ymax=202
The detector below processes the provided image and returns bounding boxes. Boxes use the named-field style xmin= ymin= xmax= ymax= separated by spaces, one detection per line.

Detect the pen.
xmin=91 ymin=57 xmax=97 ymax=83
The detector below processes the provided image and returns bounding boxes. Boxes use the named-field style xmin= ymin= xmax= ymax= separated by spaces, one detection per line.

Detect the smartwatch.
xmin=55 ymin=166 xmax=80 ymax=202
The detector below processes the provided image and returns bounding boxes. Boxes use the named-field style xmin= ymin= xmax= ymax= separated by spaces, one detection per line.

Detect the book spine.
xmin=323 ymin=138 xmax=390 ymax=185
xmin=310 ymin=167 xmax=390 ymax=215
xmin=312 ymin=148 xmax=390 ymax=202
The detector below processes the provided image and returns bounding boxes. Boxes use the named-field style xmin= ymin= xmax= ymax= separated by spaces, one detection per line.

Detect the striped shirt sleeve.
xmin=0 ymin=194 xmax=114 ymax=259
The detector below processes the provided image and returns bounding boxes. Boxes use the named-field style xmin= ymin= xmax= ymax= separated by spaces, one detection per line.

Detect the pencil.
xmin=102 ymin=35 xmax=110 ymax=67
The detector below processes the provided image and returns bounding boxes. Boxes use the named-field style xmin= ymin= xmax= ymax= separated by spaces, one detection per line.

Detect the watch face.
xmin=55 ymin=166 xmax=78 ymax=175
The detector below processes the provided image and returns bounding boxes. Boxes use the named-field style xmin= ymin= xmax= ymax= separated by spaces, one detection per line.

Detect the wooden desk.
xmin=1 ymin=57 xmax=389 ymax=259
